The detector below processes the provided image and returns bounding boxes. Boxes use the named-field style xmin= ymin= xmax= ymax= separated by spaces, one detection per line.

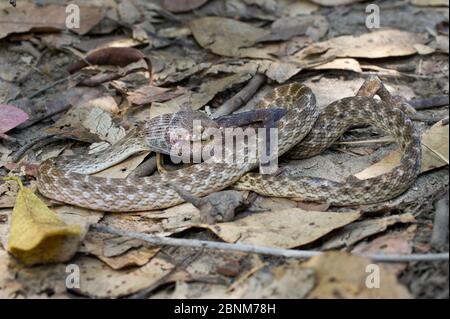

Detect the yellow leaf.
xmin=5 ymin=178 xmax=81 ymax=265
xmin=198 ymin=208 xmax=361 ymax=248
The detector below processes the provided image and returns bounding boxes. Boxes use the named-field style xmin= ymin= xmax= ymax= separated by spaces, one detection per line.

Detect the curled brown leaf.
xmin=68 ymin=47 xmax=153 ymax=84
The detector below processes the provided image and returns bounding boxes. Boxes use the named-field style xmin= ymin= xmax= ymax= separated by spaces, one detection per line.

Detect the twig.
xmin=408 ymin=95 xmax=449 ymax=110
xmin=431 ymin=190 xmax=449 ymax=247
xmin=91 ymin=224 xmax=449 ymax=263
xmin=212 ymin=73 xmax=266 ymax=119
xmin=334 ymin=137 xmax=394 ymax=145
xmin=409 ymin=113 xmax=446 ymax=124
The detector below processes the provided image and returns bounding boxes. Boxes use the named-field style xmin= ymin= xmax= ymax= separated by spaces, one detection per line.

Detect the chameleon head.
xmin=168 ymin=110 xmax=219 ymax=145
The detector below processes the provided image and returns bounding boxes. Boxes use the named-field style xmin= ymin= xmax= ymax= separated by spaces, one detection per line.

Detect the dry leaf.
xmin=151 ymin=50 xmax=211 ymax=85
xmin=72 ymin=255 xmax=174 ymax=298
xmin=0 ymin=104 xmax=29 ymax=137
xmin=230 ymin=261 xmax=315 ymax=298
xmin=431 ymin=35 xmax=450 ymax=53
xmin=205 ymin=58 xmax=307 ymax=83
xmin=117 ymin=0 xmax=141 ymax=25
xmin=127 ymin=86 xmax=187 ymax=106
xmin=0 ymin=180 xmax=21 ymax=209
xmin=93 ymin=151 xmax=151 ymax=179
xmin=97 ymin=247 xmax=160 ymax=270
xmin=52 ymin=205 xmax=104 ymax=230
xmin=303 ymin=252 xmax=412 ymax=298
xmin=259 ymin=15 xmax=328 ymax=42
xmin=299 ymin=29 xmax=427 ymax=59
xmin=313 ymin=58 xmax=362 ymax=72
xmin=303 ymin=77 xmax=415 ymax=108
xmin=0 ymin=145 xmax=12 ymax=169
xmin=6 ymin=180 xmax=82 ymax=266
xmin=82 ymin=96 xmax=119 ymax=114
xmin=0 ymin=250 xmax=22 ymax=298
xmin=199 ymin=208 xmax=361 ymax=248
xmin=413 ymin=44 xmax=436 ymax=55
xmin=421 ymin=120 xmax=449 ymax=169
xmin=252 ymin=196 xmax=298 ymax=211
xmin=100 ymin=211 xmax=167 ymax=234
xmin=189 ymin=17 xmax=270 ymax=58
xmin=280 ymin=0 xmax=319 ymax=16
xmin=47 ymin=105 xmax=126 ymax=144
xmin=352 ymin=226 xmax=416 ymax=257
xmin=0 ymin=4 xmax=104 ymax=39
xmin=351 ymin=226 xmax=417 ymax=274
xmin=81 ymin=231 xmax=159 ymax=270
xmin=356 ymin=120 xmax=449 ymax=179
xmin=167 ymin=252 xmax=264 ymax=298
xmin=265 ymin=61 xmax=304 ymax=83
xmin=149 ymin=73 xmax=252 ymax=118
xmin=322 ymin=213 xmax=416 ymax=250
xmin=296 ymin=201 xmax=330 ymax=211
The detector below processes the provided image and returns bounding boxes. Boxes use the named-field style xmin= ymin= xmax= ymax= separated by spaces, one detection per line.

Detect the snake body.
xmin=36 ymin=83 xmax=421 ymax=211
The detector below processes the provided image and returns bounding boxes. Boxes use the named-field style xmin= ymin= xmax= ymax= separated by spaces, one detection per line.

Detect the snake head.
xmin=190 ymin=113 xmax=220 ymax=143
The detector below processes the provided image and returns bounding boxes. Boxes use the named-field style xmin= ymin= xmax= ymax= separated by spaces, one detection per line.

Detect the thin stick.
xmin=334 ymin=137 xmax=394 ymax=145
xmin=408 ymin=95 xmax=449 ymax=110
xmin=409 ymin=113 xmax=446 ymax=124
xmin=212 ymin=73 xmax=266 ymax=119
xmin=91 ymin=224 xmax=449 ymax=263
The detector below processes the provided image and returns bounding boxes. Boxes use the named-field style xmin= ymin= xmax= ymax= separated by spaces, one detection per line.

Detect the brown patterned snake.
xmin=36 ymin=78 xmax=421 ymax=211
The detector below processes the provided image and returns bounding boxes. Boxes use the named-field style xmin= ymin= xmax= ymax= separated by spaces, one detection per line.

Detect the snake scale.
xmin=36 ymin=82 xmax=422 ymax=211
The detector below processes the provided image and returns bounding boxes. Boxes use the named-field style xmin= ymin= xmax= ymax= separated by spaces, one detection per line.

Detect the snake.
xmin=36 ymin=81 xmax=422 ymax=212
